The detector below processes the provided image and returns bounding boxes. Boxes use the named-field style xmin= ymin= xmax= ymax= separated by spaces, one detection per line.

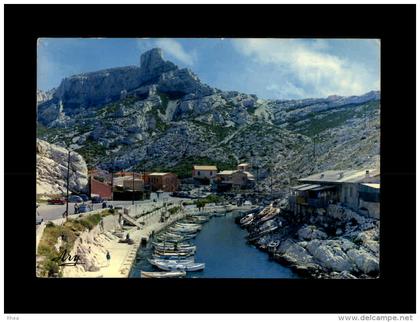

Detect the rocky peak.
xmin=140 ymin=48 xmax=177 ymax=83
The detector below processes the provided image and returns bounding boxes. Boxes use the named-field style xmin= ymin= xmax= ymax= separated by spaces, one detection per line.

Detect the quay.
xmin=36 ymin=200 xmax=252 ymax=278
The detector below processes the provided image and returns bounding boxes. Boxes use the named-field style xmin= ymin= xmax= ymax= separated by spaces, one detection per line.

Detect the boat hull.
xmin=140 ymin=271 xmax=186 ymax=278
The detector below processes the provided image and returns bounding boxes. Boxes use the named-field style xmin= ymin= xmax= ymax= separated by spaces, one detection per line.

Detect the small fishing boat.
xmin=242 ymin=217 xmax=254 ymax=226
xmin=154 ymin=261 xmax=205 ymax=272
xmin=152 ymin=254 xmax=194 ymax=261
xmin=149 ymin=258 xmax=195 ymax=266
xmin=154 ymin=249 xmax=194 ymax=256
xmin=267 ymin=240 xmax=280 ymax=248
xmin=164 ymin=231 xmax=198 ymax=239
xmin=140 ymin=271 xmax=186 ymax=278
xmin=191 ymin=215 xmax=209 ymax=223
xmin=168 ymin=227 xmax=200 ymax=234
xmin=248 ymin=226 xmax=279 ymax=242
xmin=156 ymin=236 xmax=184 ymax=243
xmin=152 ymin=241 xmax=193 ymax=248
xmin=240 ymin=213 xmax=254 ymax=225
xmin=260 ymin=209 xmax=279 ymax=222
xmin=175 ymin=222 xmax=202 ymax=229
xmin=154 ymin=244 xmax=196 ymax=253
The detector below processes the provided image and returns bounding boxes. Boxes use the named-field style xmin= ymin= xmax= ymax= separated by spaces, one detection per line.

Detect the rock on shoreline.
xmin=241 ymin=203 xmax=379 ymax=279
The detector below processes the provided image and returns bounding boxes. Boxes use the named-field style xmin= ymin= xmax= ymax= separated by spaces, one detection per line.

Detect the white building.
xmin=192 ymin=165 xmax=218 ymax=179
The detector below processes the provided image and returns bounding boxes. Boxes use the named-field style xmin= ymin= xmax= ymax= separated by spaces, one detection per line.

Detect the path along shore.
xmin=37 ymin=202 xmax=251 ymax=278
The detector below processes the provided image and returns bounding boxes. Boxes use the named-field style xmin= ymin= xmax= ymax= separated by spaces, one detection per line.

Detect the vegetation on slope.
xmin=37 ymin=211 xmax=112 ymax=277
xmin=286 ymin=100 xmax=380 ymax=137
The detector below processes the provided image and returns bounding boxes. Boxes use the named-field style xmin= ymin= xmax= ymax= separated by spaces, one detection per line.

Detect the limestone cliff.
xmin=36 ymin=139 xmax=88 ymax=195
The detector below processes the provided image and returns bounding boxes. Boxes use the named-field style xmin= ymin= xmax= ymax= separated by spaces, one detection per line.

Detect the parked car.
xmin=68 ymin=195 xmax=83 ymax=203
xmin=48 ymin=197 xmax=66 ymax=205
xmin=77 ymin=204 xmax=90 ymax=213
xmin=36 ymin=215 xmax=43 ymax=225
xmin=91 ymin=196 xmax=103 ymax=204
xmin=79 ymin=194 xmax=90 ymax=202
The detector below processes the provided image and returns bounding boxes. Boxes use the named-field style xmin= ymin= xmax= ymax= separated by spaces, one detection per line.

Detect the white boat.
xmin=242 ymin=217 xmax=254 ymax=226
xmin=152 ymin=254 xmax=195 ymax=261
xmin=168 ymin=227 xmax=200 ymax=234
xmin=267 ymin=240 xmax=280 ymax=248
xmin=149 ymin=258 xmax=195 ymax=266
xmin=152 ymin=241 xmax=192 ymax=248
xmin=154 ymin=244 xmax=196 ymax=253
xmin=154 ymin=261 xmax=205 ymax=272
xmin=141 ymin=271 xmax=186 ymax=278
xmin=260 ymin=211 xmax=278 ymax=222
xmin=154 ymin=249 xmax=194 ymax=256
xmin=240 ymin=213 xmax=254 ymax=225
xmin=175 ymin=223 xmax=202 ymax=229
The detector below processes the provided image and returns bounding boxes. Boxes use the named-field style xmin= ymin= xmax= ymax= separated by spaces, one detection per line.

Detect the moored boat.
xmin=152 ymin=253 xmax=195 ymax=260
xmin=149 ymin=258 xmax=195 ymax=266
xmin=267 ymin=240 xmax=280 ymax=248
xmin=260 ymin=210 xmax=279 ymax=222
xmin=153 ymin=244 xmax=196 ymax=253
xmin=154 ymin=261 xmax=205 ymax=272
xmin=152 ymin=241 xmax=192 ymax=248
xmin=140 ymin=271 xmax=186 ymax=278
xmin=239 ymin=214 xmax=254 ymax=226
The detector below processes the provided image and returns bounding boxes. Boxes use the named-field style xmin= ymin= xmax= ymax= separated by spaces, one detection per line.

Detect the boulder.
xmin=347 ymin=248 xmax=379 ymax=274
xmin=297 ymin=225 xmax=328 ymax=241
xmin=278 ymin=239 xmax=320 ymax=271
xmin=306 ymin=239 xmax=354 ymax=272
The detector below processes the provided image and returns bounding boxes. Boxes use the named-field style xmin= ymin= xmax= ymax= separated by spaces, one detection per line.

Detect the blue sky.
xmin=37 ymin=38 xmax=380 ymax=100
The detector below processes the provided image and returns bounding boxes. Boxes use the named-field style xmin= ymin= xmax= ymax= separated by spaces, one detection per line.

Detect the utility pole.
xmin=270 ymin=163 xmax=273 ymax=200
xmin=110 ymin=164 xmax=114 ymax=201
xmin=65 ymin=149 xmax=71 ymax=221
xmin=312 ymin=136 xmax=317 ymax=172
xmin=132 ymin=170 xmax=135 ymax=205
xmin=143 ymin=164 xmax=147 ymax=200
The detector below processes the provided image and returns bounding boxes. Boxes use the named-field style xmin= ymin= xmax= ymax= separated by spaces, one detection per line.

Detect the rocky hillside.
xmin=37 ymin=89 xmax=55 ymax=105
xmin=37 ymin=48 xmax=380 ymax=193
xmin=37 ymin=139 xmax=88 ymax=196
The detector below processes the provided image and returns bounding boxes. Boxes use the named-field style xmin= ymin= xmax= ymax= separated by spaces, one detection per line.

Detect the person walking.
xmin=106 ymin=251 xmax=111 ymax=266
xmin=74 ymin=203 xmax=79 ymax=214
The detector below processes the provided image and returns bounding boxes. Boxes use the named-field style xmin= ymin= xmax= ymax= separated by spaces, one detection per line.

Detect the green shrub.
xmin=168 ymin=206 xmax=180 ymax=215
xmin=194 ymin=194 xmax=222 ymax=208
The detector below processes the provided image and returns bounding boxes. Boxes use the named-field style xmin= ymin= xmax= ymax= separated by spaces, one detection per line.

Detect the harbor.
xmin=129 ymin=209 xmax=298 ymax=279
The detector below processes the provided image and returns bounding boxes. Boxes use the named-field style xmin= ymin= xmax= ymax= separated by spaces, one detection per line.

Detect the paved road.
xmin=37 ymin=193 xmax=188 ymax=221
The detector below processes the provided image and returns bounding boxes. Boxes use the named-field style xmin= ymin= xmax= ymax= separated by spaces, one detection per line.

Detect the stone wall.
xmin=359 ymin=199 xmax=380 ymax=219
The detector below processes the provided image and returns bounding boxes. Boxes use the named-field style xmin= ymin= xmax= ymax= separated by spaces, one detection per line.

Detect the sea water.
xmin=129 ymin=211 xmax=298 ymax=278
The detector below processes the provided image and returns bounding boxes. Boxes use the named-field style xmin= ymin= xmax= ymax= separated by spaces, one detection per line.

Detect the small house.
xmin=290 ymin=169 xmax=380 ymax=218
xmin=215 ymin=169 xmax=254 ymax=190
xmin=237 ymin=163 xmax=250 ymax=172
xmin=192 ymin=165 xmax=217 ymax=180
xmin=147 ymin=172 xmax=179 ymax=192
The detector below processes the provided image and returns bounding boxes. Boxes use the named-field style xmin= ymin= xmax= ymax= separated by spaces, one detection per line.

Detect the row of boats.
xmin=140 ymin=214 xmax=213 ymax=278
xmin=239 ymin=205 xmax=282 ymax=242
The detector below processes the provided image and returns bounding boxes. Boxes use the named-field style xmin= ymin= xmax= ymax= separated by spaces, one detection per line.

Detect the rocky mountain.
xmin=37 ymin=89 xmax=55 ymax=105
xmin=37 ymin=139 xmax=88 ymax=196
xmin=37 ymin=48 xmax=380 ymax=195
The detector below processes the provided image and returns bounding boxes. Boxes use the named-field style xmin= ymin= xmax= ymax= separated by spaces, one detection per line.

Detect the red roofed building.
xmin=89 ymin=176 xmax=112 ymax=200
